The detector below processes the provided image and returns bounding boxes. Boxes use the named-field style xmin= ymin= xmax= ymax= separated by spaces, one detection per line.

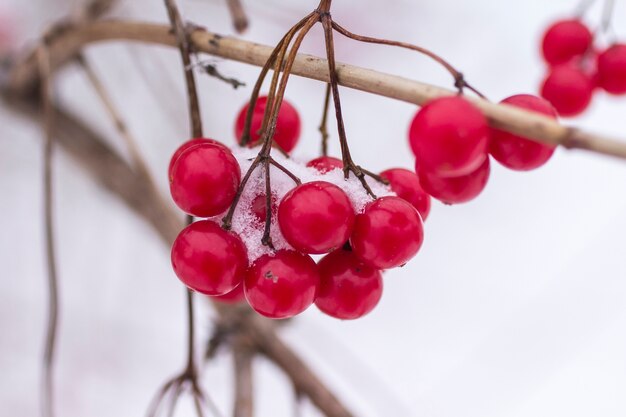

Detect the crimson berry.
xmin=168 ymin=138 xmax=226 ymax=181
xmin=597 ymin=44 xmax=626 ymax=95
xmin=490 ymin=95 xmax=558 ymax=171
xmin=250 ymin=193 xmax=278 ymax=225
xmin=278 ymin=181 xmax=355 ymax=254
xmin=315 ymin=249 xmax=383 ymax=320
xmin=244 ymin=250 xmax=319 ymax=319
xmin=418 ymin=157 xmax=490 ymax=204
xmin=306 ymin=156 xmax=344 ymax=173
xmin=541 ymin=19 xmax=592 ymax=66
xmin=540 ymin=64 xmax=594 ymax=117
xmin=171 ymin=220 xmax=248 ymax=296
xmin=380 ymin=168 xmax=431 ymax=221
xmin=169 ymin=143 xmax=241 ymax=217
xmin=211 ymin=284 xmax=245 ymax=304
xmin=409 ymin=96 xmax=489 ymax=178
xmin=350 ymin=196 xmax=424 ymax=269
xmin=235 ymin=96 xmax=301 ymax=153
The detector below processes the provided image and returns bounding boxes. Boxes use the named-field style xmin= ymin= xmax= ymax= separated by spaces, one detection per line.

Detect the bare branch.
xmin=232 ymin=337 xmax=254 ymax=417
xmin=225 ymin=0 xmax=249 ymax=33
xmin=6 ymin=20 xmax=626 ymax=161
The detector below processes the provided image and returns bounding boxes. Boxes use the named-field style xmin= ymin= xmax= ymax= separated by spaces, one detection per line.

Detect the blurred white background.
xmin=2 ymin=0 xmax=626 ymax=416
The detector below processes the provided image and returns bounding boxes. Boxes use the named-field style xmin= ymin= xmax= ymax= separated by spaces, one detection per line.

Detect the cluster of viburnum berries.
xmin=169 ymin=88 xmax=558 ymax=320
xmin=540 ymin=18 xmax=626 ymax=116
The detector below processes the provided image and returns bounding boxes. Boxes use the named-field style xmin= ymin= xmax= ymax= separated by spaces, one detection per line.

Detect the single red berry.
xmin=540 ymin=64 xmax=594 ymax=117
xmin=168 ymin=138 xmax=227 ymax=181
xmin=418 ymin=157 xmax=490 ymax=204
xmin=541 ymin=19 xmax=592 ymax=66
xmin=235 ymin=96 xmax=301 ymax=153
xmin=315 ymin=249 xmax=383 ymax=320
xmin=244 ymin=250 xmax=319 ymax=319
xmin=409 ymin=96 xmax=489 ymax=178
xmin=597 ymin=44 xmax=626 ymax=95
xmin=250 ymin=193 xmax=277 ymax=225
xmin=306 ymin=156 xmax=344 ymax=173
xmin=169 ymin=143 xmax=241 ymax=217
xmin=171 ymin=220 xmax=248 ymax=296
xmin=490 ymin=95 xmax=558 ymax=171
xmin=380 ymin=168 xmax=431 ymax=221
xmin=210 ymin=284 xmax=245 ymax=304
xmin=278 ymin=181 xmax=355 ymax=254
xmin=350 ymin=196 xmax=424 ymax=269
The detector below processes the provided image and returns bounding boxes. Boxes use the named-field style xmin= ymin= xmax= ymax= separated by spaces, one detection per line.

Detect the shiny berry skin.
xmin=315 ymin=249 xmax=383 ymax=320
xmin=597 ymin=44 xmax=626 ymax=95
xmin=418 ymin=157 xmax=490 ymax=205
xmin=306 ymin=156 xmax=344 ymax=173
xmin=211 ymin=284 xmax=245 ymax=304
xmin=250 ymin=193 xmax=277 ymax=225
xmin=169 ymin=144 xmax=241 ymax=217
xmin=244 ymin=250 xmax=319 ymax=319
xmin=171 ymin=220 xmax=248 ymax=296
xmin=409 ymin=96 xmax=489 ymax=178
xmin=380 ymin=168 xmax=431 ymax=221
xmin=541 ymin=19 xmax=592 ymax=66
xmin=489 ymin=95 xmax=558 ymax=171
xmin=235 ymin=96 xmax=301 ymax=153
xmin=278 ymin=181 xmax=355 ymax=254
xmin=540 ymin=64 xmax=594 ymax=117
xmin=168 ymin=138 xmax=226 ymax=181
xmin=350 ymin=196 xmax=424 ymax=269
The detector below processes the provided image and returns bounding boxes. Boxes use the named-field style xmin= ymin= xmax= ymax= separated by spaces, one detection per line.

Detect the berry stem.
xmin=331 ymin=21 xmax=487 ymax=98
xmin=319 ymin=83 xmax=332 ymax=156
xmin=600 ymin=0 xmax=616 ymax=35
xmin=320 ymin=13 xmax=378 ymax=198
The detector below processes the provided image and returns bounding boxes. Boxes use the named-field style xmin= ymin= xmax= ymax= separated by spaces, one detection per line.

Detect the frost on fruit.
xmin=211 ymin=147 xmax=394 ymax=263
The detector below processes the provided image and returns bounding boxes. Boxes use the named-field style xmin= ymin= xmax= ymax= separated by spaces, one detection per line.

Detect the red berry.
xmin=168 ymin=138 xmax=226 ymax=181
xmin=540 ymin=64 xmax=594 ymax=116
xmin=541 ymin=19 xmax=592 ymax=65
xmin=306 ymin=156 xmax=344 ymax=173
xmin=409 ymin=96 xmax=489 ymax=178
xmin=171 ymin=220 xmax=248 ymax=296
xmin=380 ymin=168 xmax=431 ymax=221
xmin=278 ymin=181 xmax=355 ymax=254
xmin=244 ymin=250 xmax=319 ymax=319
xmin=169 ymin=144 xmax=241 ymax=217
xmin=235 ymin=96 xmax=301 ymax=153
xmin=490 ymin=95 xmax=558 ymax=171
xmin=350 ymin=196 xmax=424 ymax=269
xmin=250 ymin=193 xmax=278 ymax=225
xmin=210 ymin=284 xmax=245 ymax=304
xmin=418 ymin=157 xmax=490 ymax=204
xmin=597 ymin=44 xmax=626 ymax=95
xmin=315 ymin=249 xmax=383 ymax=320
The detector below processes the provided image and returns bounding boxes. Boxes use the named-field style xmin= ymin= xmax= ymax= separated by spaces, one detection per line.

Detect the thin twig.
xmin=319 ymin=83 xmax=331 ymax=156
xmin=225 ymin=0 xmax=249 ymax=33
xmin=38 ymin=41 xmax=59 ymax=417
xmin=7 ymin=20 xmax=626 ymax=160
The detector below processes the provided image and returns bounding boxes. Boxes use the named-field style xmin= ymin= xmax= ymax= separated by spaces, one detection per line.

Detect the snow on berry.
xmin=207 ymin=147 xmax=394 ymax=263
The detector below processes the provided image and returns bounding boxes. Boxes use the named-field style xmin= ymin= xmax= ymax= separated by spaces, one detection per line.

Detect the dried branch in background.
xmin=225 ymin=0 xmax=248 ymax=33
xmin=37 ymin=41 xmax=59 ymax=417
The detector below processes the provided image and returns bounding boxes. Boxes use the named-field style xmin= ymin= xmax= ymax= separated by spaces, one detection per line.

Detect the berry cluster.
xmin=408 ymin=94 xmax=558 ymax=205
xmin=169 ymin=97 xmax=430 ymax=320
xmin=539 ymin=17 xmax=626 ymax=116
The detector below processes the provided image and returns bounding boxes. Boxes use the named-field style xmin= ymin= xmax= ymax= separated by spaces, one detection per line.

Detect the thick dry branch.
xmin=7 ymin=20 xmax=626 ymax=161
xmin=2 ymin=94 xmax=355 ymax=417
xmin=232 ymin=338 xmax=254 ymax=417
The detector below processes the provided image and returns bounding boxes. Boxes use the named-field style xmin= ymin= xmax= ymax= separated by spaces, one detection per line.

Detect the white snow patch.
xmin=208 ymin=147 xmax=395 ymax=263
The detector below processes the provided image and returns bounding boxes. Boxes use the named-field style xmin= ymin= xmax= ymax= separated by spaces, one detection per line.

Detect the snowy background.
xmin=2 ymin=0 xmax=626 ymax=416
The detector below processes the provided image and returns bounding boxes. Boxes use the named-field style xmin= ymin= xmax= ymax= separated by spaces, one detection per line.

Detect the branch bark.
xmin=6 ymin=20 xmax=626 ymax=161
